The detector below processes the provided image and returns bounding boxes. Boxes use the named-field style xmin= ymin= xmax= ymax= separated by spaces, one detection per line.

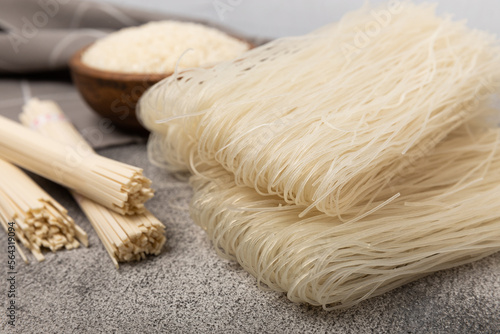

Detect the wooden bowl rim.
xmin=70 ymin=34 xmax=255 ymax=83
xmin=69 ymin=45 xmax=172 ymax=83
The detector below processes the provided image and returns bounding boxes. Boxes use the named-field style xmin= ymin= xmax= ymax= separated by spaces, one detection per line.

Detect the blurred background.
xmin=100 ymin=0 xmax=500 ymax=38
xmin=1 ymin=0 xmax=499 ymax=145
xmin=1 ymin=1 xmax=499 ymax=333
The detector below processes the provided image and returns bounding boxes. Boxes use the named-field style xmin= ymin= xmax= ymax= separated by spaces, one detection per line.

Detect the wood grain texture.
xmin=70 ymin=45 xmax=169 ymax=131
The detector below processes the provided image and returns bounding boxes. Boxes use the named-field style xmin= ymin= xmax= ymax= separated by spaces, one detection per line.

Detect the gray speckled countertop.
xmin=1 ymin=144 xmax=498 ymax=334
xmin=1 ymin=1 xmax=500 ymax=332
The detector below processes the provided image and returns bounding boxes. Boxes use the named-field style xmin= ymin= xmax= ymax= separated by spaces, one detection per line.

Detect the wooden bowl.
xmin=69 ymin=46 xmax=170 ymax=131
xmin=70 ymin=33 xmax=255 ymax=132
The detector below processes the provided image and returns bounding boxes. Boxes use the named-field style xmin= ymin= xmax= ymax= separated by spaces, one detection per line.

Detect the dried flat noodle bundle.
xmin=189 ymin=125 xmax=500 ymax=309
xmin=0 ymin=159 xmax=88 ymax=262
xmin=0 ymin=115 xmax=154 ymax=215
xmin=139 ymin=2 xmax=500 ymax=218
xmin=21 ymin=99 xmax=166 ymax=268
xmin=73 ymin=194 xmax=165 ymax=267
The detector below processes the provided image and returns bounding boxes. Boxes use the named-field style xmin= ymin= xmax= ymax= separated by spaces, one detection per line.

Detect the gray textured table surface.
xmin=1 ymin=1 xmax=500 ymax=332
xmin=1 ymin=144 xmax=498 ymax=334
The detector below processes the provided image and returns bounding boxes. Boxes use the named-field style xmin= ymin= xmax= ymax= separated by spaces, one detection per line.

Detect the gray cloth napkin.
xmin=0 ymin=0 xmax=187 ymax=73
xmin=0 ymin=0 xmax=263 ymax=148
xmin=0 ymin=0 xmax=180 ymax=147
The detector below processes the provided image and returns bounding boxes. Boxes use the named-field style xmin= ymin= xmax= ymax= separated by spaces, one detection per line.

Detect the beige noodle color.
xmin=189 ymin=124 xmax=500 ymax=309
xmin=21 ymin=99 xmax=166 ymax=268
xmin=139 ymin=2 xmax=500 ymax=219
xmin=138 ymin=1 xmax=500 ymax=308
xmin=0 ymin=115 xmax=154 ymax=215
xmin=0 ymin=159 xmax=88 ymax=262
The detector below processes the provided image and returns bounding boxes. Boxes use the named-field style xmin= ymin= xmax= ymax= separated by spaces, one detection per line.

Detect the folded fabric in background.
xmin=0 ymin=0 xmax=262 ymax=148
xmin=0 ymin=0 xmax=191 ymax=73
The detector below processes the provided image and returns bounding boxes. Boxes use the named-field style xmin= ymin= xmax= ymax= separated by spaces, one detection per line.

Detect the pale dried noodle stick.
xmin=139 ymin=2 xmax=500 ymax=219
xmin=21 ymin=99 xmax=166 ymax=268
xmin=0 ymin=115 xmax=154 ymax=215
xmin=189 ymin=124 xmax=500 ymax=309
xmin=0 ymin=159 xmax=88 ymax=263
